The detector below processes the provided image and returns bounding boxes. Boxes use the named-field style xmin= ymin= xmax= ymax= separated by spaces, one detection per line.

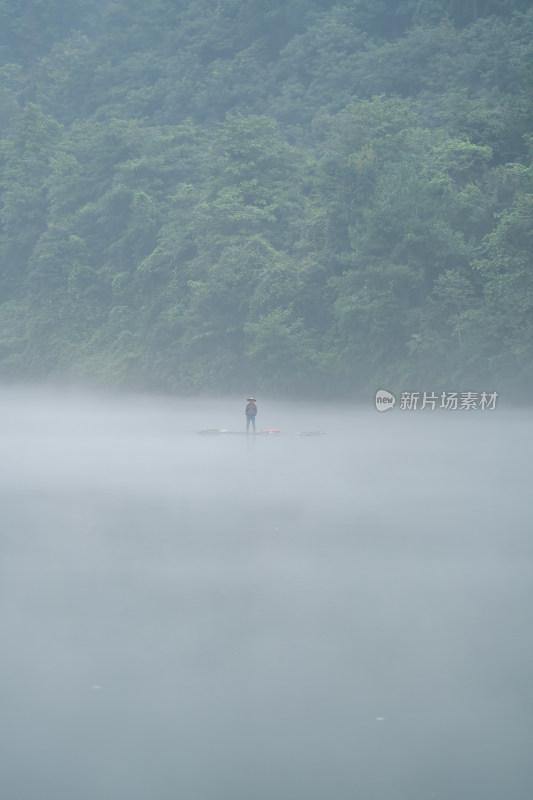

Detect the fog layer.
xmin=1 ymin=388 xmax=532 ymax=800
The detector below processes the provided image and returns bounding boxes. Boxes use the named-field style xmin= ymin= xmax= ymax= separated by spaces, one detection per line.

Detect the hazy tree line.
xmin=0 ymin=0 xmax=532 ymax=397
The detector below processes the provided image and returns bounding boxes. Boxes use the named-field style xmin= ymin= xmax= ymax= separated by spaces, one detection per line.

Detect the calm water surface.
xmin=1 ymin=388 xmax=532 ymax=800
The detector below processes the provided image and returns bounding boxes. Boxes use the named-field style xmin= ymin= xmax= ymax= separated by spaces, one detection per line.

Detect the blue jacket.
xmin=245 ymin=402 xmax=257 ymax=417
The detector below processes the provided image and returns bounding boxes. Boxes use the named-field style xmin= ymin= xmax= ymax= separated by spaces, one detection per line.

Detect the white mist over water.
xmin=1 ymin=387 xmax=532 ymax=800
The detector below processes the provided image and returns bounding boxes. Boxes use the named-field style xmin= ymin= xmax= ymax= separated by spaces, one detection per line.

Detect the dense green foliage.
xmin=1 ymin=0 xmax=532 ymax=397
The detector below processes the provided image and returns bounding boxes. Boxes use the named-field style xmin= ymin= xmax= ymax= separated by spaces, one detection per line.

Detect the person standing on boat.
xmin=245 ymin=397 xmax=257 ymax=433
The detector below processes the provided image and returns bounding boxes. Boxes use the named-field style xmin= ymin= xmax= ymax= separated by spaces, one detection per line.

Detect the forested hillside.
xmin=1 ymin=0 xmax=532 ymax=397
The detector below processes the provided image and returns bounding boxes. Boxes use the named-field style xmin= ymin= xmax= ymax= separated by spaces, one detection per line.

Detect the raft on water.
xmin=197 ymin=429 xmax=325 ymax=436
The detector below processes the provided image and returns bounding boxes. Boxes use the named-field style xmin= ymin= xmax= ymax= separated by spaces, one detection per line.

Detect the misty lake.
xmin=1 ymin=387 xmax=532 ymax=800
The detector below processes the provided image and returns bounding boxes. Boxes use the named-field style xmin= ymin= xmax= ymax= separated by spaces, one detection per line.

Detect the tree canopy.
xmin=0 ymin=0 xmax=532 ymax=398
